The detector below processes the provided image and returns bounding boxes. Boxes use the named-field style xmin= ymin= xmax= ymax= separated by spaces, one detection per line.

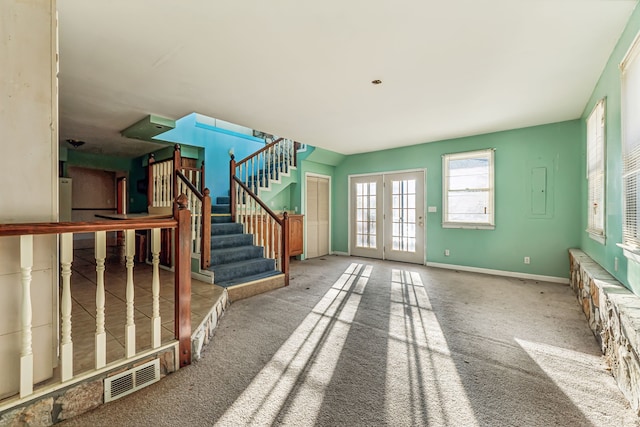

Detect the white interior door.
xmin=350 ymin=175 xmax=383 ymax=258
xmin=350 ymin=170 xmax=425 ymax=264
xmin=383 ymin=171 xmax=425 ymax=263
xmin=306 ymin=175 xmax=330 ymax=258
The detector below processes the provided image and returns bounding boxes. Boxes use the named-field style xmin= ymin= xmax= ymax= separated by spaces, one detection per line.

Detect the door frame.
xmin=347 ymin=168 xmax=427 ymax=264
xmin=304 ymin=172 xmax=332 ymax=259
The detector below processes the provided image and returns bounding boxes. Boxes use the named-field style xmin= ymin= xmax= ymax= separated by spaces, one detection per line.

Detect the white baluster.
xmin=288 ymin=139 xmax=293 ymax=169
xmin=251 ymin=198 xmax=257 ymax=244
xmin=168 ymin=163 xmax=172 ymax=206
xmin=95 ymin=231 xmax=106 ymax=369
xmin=243 ymin=188 xmax=248 ymax=230
xmin=19 ymin=235 xmax=34 ymax=398
xmin=260 ymin=207 xmax=265 ymax=250
xmin=151 ymin=228 xmax=161 ymax=348
xmin=125 ymin=229 xmax=136 ymax=357
xmin=273 ymin=221 xmax=278 ymax=261
xmin=60 ymin=232 xmax=73 ymax=381
xmin=259 ymin=152 xmax=264 ymax=189
xmin=152 ymin=165 xmax=158 ymax=207
xmin=195 ymin=199 xmax=202 ymax=254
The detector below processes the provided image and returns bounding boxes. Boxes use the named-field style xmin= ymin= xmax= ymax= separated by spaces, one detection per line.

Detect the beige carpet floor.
xmin=62 ymin=255 xmax=640 ymax=426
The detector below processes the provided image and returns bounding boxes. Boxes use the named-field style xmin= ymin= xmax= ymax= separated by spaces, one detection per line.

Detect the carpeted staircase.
xmin=209 ymin=196 xmax=280 ymax=287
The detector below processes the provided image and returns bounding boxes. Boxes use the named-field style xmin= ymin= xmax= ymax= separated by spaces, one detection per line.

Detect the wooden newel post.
xmin=174 ymin=194 xmax=192 ymax=367
xmin=294 ymin=142 xmax=300 ymax=167
xmin=282 ymin=212 xmax=290 ymax=286
xmin=200 ymin=161 xmax=206 ymax=194
xmin=173 ymin=144 xmax=181 ymax=195
xmin=229 ymin=155 xmax=236 ymax=222
xmin=202 ymin=188 xmax=211 ymax=269
xmin=147 ymin=153 xmax=155 ymax=208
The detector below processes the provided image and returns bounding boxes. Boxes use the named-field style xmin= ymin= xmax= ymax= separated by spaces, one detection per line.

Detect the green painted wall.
xmin=332 ymin=120 xmax=582 ymax=278
xmin=580 ymin=3 xmax=640 ymax=293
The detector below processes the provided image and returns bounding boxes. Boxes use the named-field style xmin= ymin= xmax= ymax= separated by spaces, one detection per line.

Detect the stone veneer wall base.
xmin=569 ymin=248 xmax=640 ymax=414
xmin=0 ymin=347 xmax=177 ymax=426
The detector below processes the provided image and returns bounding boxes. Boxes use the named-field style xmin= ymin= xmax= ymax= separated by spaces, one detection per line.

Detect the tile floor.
xmin=68 ymin=247 xmax=219 ymax=375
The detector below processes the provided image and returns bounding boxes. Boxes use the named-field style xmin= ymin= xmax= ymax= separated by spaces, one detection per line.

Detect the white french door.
xmin=350 ymin=170 xmax=425 ymax=264
xmin=351 ymin=175 xmax=384 ymax=259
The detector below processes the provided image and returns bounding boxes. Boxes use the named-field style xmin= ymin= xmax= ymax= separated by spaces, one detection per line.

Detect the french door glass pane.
xmin=356 ymin=181 xmax=377 ymax=248
xmin=391 ymin=179 xmax=417 ymax=253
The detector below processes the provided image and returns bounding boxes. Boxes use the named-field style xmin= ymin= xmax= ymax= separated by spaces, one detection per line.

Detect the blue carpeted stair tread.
xmin=209 ymin=188 xmax=279 ymax=287
xmin=211 ymin=245 xmax=264 ymax=265
xmin=211 ymin=215 xmax=232 ymax=223
xmin=210 ymin=257 xmax=275 ymax=283
xmin=213 ymin=270 xmax=282 ymax=288
xmin=212 ymin=204 xmax=230 ymax=214
xmin=211 ymin=222 xmax=244 ymax=235
xmin=211 ymin=233 xmax=253 ymax=249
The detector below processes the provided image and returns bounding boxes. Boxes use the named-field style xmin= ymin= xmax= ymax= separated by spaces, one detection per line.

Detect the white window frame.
xmin=586 ymin=98 xmax=606 ymax=244
xmin=620 ymin=32 xmax=640 ymax=254
xmin=442 ymin=148 xmax=495 ymax=230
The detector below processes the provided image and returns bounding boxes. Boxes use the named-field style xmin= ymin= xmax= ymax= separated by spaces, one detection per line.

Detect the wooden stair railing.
xmin=0 ymin=195 xmax=192 ymax=400
xmin=229 ymin=172 xmax=290 ymax=286
xmin=233 ymin=138 xmax=300 ymax=194
xmin=176 ymin=170 xmax=211 ymax=269
xmin=147 ymin=145 xmax=211 ymax=270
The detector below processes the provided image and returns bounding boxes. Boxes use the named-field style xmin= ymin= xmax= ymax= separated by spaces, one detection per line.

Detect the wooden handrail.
xmin=232 ymin=176 xmax=284 ymax=226
xmin=176 ymin=170 xmax=203 ymax=198
xmin=236 ymin=137 xmax=284 ymax=167
xmin=0 ymin=218 xmax=176 ymax=237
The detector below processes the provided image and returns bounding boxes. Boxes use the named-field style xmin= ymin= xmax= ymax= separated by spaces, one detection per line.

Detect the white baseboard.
xmin=425 ymin=262 xmax=569 ymax=284
xmin=192 ymin=270 xmax=214 ymax=284
xmin=331 ymin=251 xmax=350 ymax=256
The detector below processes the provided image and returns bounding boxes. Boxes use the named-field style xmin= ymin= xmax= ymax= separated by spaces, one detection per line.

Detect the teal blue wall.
xmin=332 ymin=121 xmax=582 ymax=278
xmin=157 ymin=113 xmax=265 ymax=200
xmin=580 ymin=4 xmax=640 ymax=293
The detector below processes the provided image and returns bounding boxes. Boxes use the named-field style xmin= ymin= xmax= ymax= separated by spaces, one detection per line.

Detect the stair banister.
xmin=0 ymin=196 xmax=193 ymax=401
xmin=231 ymin=175 xmax=290 ymax=286
xmin=175 ymin=169 xmax=211 ymax=269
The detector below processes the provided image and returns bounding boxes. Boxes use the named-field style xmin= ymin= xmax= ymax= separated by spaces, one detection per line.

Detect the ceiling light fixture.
xmin=371 ymin=79 xmax=382 ymax=85
xmin=66 ymin=139 xmax=86 ymax=148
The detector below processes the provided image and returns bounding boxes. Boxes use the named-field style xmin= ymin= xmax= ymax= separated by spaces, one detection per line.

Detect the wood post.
xmin=147 ymin=153 xmax=155 ymax=209
xmin=294 ymin=141 xmax=300 ymax=167
xmin=202 ymin=188 xmax=211 ymax=269
xmin=200 ymin=161 xmax=205 ymax=194
xmin=230 ymin=155 xmax=236 ymax=222
xmin=174 ymin=194 xmax=192 ymax=367
xmin=282 ymin=212 xmax=290 ymax=286
xmin=173 ymin=144 xmax=181 ymax=201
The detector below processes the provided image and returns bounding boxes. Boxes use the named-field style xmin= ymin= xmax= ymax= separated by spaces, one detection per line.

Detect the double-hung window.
xmin=586 ymin=99 xmax=606 ymax=243
xmin=621 ymin=36 xmax=640 ymax=250
xmin=442 ymin=149 xmax=495 ymax=229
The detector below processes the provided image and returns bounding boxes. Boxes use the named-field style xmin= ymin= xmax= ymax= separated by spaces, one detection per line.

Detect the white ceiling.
xmin=57 ymin=0 xmax=637 ymax=157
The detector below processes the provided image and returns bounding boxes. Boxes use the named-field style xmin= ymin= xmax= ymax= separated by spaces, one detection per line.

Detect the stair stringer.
xmin=257 ymin=166 xmax=298 ymax=207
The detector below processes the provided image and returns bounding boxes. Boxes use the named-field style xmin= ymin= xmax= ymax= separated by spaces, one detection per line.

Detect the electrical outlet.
xmin=445 ymin=249 xmax=450 ymax=256
xmin=524 ymin=256 xmax=530 ymax=264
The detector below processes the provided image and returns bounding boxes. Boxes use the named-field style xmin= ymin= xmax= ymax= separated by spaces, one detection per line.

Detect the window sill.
xmin=617 ymin=243 xmax=640 ymax=264
xmin=587 ymin=230 xmax=606 ymax=245
xmin=442 ymin=222 xmax=495 ymax=230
